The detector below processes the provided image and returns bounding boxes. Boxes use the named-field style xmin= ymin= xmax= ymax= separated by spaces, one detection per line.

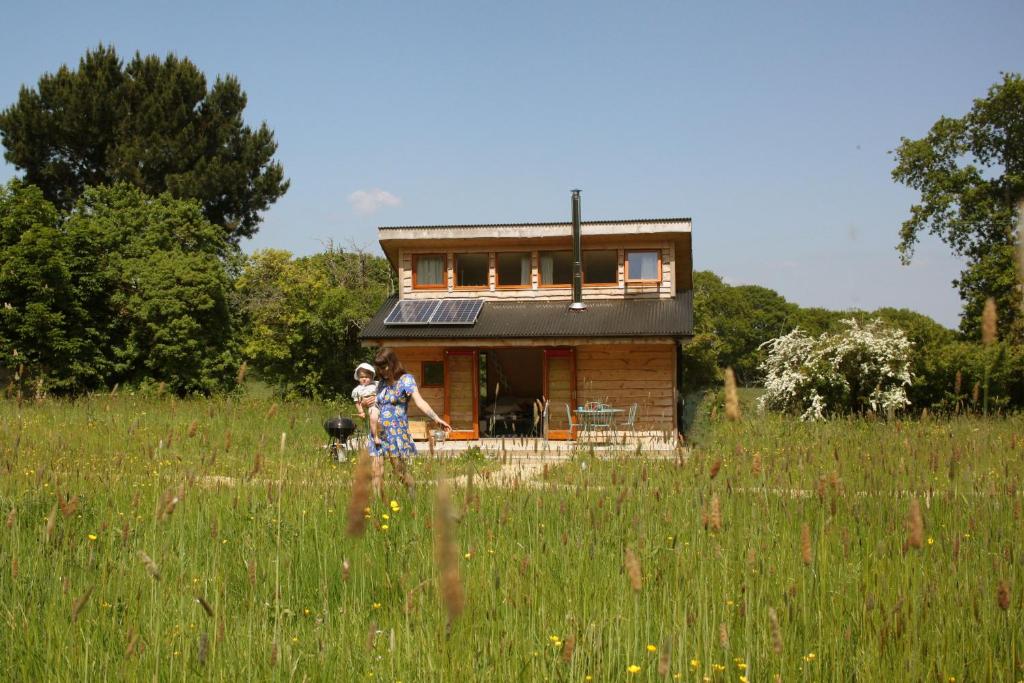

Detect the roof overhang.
xmin=359 ymin=292 xmax=694 ymax=343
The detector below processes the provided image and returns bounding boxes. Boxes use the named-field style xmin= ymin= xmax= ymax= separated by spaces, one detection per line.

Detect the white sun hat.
xmin=354 ymin=362 xmax=376 ymax=380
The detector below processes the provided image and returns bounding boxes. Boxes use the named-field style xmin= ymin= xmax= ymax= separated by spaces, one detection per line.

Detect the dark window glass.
xmin=496 ymin=252 xmax=531 ymax=286
xmin=583 ymin=250 xmax=618 ymax=284
xmin=539 ymin=251 xmax=572 ymax=285
xmin=455 ymin=253 xmax=489 ymax=287
xmin=422 ymin=361 xmax=444 ymax=387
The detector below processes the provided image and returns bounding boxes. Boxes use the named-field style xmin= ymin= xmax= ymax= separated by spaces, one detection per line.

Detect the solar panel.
xmin=383 ymin=300 xmax=440 ymax=325
xmin=430 ymin=299 xmax=484 ymax=325
xmin=383 ymin=299 xmax=484 ymax=326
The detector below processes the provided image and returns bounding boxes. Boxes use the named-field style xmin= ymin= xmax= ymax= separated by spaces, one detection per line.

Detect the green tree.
xmin=892 ymin=72 xmax=1024 ymax=342
xmin=0 ymin=45 xmax=288 ymax=241
xmin=0 ymin=181 xmax=92 ymax=393
xmin=0 ymin=182 xmax=238 ymax=394
xmin=236 ymin=247 xmax=391 ymax=398
xmin=689 ymin=271 xmax=797 ymax=384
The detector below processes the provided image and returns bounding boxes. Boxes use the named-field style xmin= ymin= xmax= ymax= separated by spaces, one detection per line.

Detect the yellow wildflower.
xmin=627 ymin=664 xmax=641 ymax=674
xmin=647 ymin=644 xmax=657 ymax=652
xmin=87 ymin=534 xmax=98 ymax=541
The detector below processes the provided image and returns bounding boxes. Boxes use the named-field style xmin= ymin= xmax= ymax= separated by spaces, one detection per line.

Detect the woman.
xmin=364 ymin=348 xmax=450 ymax=474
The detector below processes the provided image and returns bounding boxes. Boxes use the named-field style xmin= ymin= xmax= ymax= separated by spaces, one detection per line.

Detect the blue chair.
xmin=564 ymin=404 xmax=580 ymax=439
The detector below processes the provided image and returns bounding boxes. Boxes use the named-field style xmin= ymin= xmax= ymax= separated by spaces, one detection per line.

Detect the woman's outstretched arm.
xmin=411 ymin=388 xmax=451 ymax=431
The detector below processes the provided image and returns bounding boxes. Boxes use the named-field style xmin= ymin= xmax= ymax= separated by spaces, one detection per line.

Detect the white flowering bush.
xmin=757 ymin=319 xmax=913 ymax=420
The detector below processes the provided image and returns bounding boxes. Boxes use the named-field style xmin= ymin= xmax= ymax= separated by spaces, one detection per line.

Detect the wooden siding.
xmin=575 ymin=343 xmax=676 ymax=431
xmin=399 ymin=241 xmax=676 ymax=301
xmin=371 ymin=342 xmax=679 ymax=438
xmin=387 ymin=347 xmax=444 ymax=421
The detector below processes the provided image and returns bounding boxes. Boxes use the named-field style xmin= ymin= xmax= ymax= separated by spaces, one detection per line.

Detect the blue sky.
xmin=2 ymin=0 xmax=1021 ymax=328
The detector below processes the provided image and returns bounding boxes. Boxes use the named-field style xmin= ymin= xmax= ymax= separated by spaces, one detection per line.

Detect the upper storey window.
xmin=539 ymin=251 xmax=572 ymax=286
xmin=496 ymin=252 xmax=532 ymax=287
xmin=625 ymin=250 xmax=661 ymax=282
xmin=455 ymin=253 xmax=489 ymax=288
xmin=583 ymin=250 xmax=618 ymax=285
xmin=413 ymin=254 xmax=446 ymax=289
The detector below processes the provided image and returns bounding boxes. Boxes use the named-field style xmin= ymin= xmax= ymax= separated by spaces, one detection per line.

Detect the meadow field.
xmin=1 ymin=393 xmax=1022 ymax=681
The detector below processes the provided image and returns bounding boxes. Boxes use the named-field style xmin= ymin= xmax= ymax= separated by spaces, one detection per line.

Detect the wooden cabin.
xmin=358 ymin=215 xmax=694 ymax=446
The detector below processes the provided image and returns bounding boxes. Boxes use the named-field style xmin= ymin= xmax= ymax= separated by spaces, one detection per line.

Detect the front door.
xmin=543 ymin=348 xmax=576 ymax=440
xmin=444 ymin=349 xmax=479 ymax=440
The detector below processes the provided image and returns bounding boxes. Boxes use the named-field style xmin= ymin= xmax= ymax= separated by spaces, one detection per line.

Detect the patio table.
xmin=574 ymin=406 xmax=624 ymax=442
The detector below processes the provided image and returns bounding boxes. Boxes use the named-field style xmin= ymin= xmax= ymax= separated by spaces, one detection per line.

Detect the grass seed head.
xmin=236 ymin=361 xmax=248 ymax=385
xmin=981 ymin=297 xmax=997 ymax=346
xmin=709 ymin=494 xmax=722 ymax=532
xmin=6 ymin=507 xmax=15 ymax=529
xmin=71 ymin=586 xmax=93 ymax=623
xmin=624 ymin=547 xmax=643 ymax=592
xmin=346 ymin=450 xmax=373 ymax=537
xmin=44 ymin=503 xmax=58 ymax=541
xmin=138 ymin=551 xmax=161 ymax=580
xmin=197 ymin=632 xmax=209 ymax=666
xmin=997 ymin=581 xmax=1010 ymax=611
xmin=768 ymin=607 xmax=783 ymax=654
xmin=724 ymin=368 xmax=740 ymax=421
xmin=434 ymin=481 xmax=465 ymax=622
xmin=125 ymin=629 xmax=139 ymax=658
xmin=561 ymin=634 xmax=576 ymax=663
xmin=801 ymin=523 xmax=813 ymax=566
xmin=906 ymin=498 xmax=924 ymax=550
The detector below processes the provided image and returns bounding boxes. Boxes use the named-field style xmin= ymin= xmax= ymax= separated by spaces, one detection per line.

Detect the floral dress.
xmin=373 ymin=373 xmax=418 ymax=458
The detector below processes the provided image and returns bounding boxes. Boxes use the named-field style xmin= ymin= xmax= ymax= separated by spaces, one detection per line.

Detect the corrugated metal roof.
xmin=359 ymin=292 xmax=693 ymax=340
xmin=378 ymin=217 xmax=692 ymax=230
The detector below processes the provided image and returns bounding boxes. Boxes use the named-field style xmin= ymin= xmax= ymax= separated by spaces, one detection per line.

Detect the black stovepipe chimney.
xmin=569 ymin=189 xmax=586 ymax=311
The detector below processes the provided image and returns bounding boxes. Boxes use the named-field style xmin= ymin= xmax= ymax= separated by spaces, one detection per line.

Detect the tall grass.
xmin=1 ymin=394 xmax=1021 ymax=680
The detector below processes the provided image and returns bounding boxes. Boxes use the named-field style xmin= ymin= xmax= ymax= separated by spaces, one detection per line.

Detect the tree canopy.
xmin=0 ymin=181 xmax=238 ymax=394
xmin=235 ymin=247 xmax=392 ymax=398
xmin=0 ymin=45 xmax=288 ymax=242
xmin=892 ymin=72 xmax=1024 ymax=342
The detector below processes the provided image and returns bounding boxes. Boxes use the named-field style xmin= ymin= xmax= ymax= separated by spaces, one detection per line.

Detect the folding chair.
xmin=620 ymin=403 xmax=640 ymax=443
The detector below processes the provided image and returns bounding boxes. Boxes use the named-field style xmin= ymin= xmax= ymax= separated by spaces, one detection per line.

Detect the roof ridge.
xmin=378 ymin=218 xmax=691 ymax=230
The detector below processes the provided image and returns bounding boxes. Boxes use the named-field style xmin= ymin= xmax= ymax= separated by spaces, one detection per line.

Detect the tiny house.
xmin=359 ymin=197 xmax=693 ymax=445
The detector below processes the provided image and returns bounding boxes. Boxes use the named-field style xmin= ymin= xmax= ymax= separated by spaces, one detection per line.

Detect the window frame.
xmin=421 ymin=360 xmax=445 ymax=388
xmin=582 ymin=249 xmax=620 ymax=287
xmin=453 ymin=252 xmax=491 ymax=290
xmin=411 ymin=253 xmax=448 ymax=290
xmin=624 ymin=249 xmax=662 ymax=284
xmin=494 ymin=250 xmax=534 ymax=289
xmin=538 ymin=250 xmax=573 ymax=288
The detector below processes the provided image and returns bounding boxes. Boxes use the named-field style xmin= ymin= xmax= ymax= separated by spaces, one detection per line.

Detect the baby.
xmin=351 ymin=362 xmax=381 ymax=447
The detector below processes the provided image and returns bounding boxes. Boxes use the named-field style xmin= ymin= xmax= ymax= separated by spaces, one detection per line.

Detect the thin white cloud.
xmin=348 ymin=188 xmax=402 ymax=215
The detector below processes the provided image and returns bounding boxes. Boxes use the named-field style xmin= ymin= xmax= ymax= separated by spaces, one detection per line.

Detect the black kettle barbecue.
xmin=323 ymin=417 xmax=357 ymax=461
